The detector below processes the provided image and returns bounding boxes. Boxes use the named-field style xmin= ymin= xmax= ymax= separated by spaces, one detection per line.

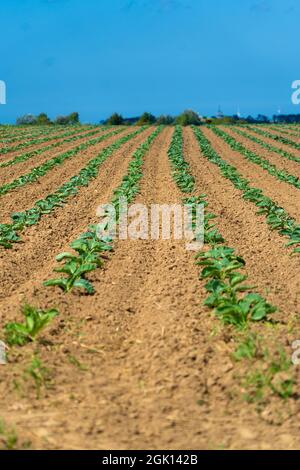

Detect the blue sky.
xmin=0 ymin=0 xmax=299 ymax=123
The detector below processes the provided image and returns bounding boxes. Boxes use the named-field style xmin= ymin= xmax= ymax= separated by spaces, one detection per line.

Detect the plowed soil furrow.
xmin=0 ymin=127 xmax=101 ymax=167
xmin=2 ymin=126 xmax=300 ymax=451
xmin=0 ymin=129 xmax=27 ymax=137
xmin=244 ymin=127 xmax=300 ymax=157
xmin=0 ymin=128 xmax=94 ymax=159
xmin=0 ymin=127 xmax=155 ymax=298
xmin=0 ymin=127 xmax=73 ymax=149
xmin=0 ymin=128 xmax=135 ymax=223
xmin=252 ymin=126 xmax=300 ymax=143
xmin=270 ymin=127 xmax=300 ymax=140
xmin=184 ymin=127 xmax=300 ymax=319
xmin=0 ymin=129 xmax=61 ymax=144
xmin=0 ymin=126 xmax=214 ymax=450
xmin=222 ymin=126 xmax=300 ymax=178
xmin=0 ymin=128 xmax=116 ymax=187
xmin=202 ymin=127 xmax=300 ymax=223
xmin=1 ymin=126 xmax=300 ymax=450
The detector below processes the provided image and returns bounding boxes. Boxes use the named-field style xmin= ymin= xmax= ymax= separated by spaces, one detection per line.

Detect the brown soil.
xmin=0 ymin=127 xmax=154 ymax=299
xmin=0 ymin=126 xmax=210 ymax=450
xmin=251 ymin=125 xmax=300 ymax=143
xmin=242 ymin=126 xmax=300 ymax=157
xmin=0 ymin=127 xmax=95 ymax=160
xmin=0 ymin=127 xmax=137 ymax=223
xmin=0 ymin=127 xmax=73 ymax=150
xmin=202 ymin=127 xmax=300 ymax=224
xmin=222 ymin=126 xmax=300 ymax=179
xmin=269 ymin=127 xmax=300 ymax=140
xmin=1 ymin=126 xmax=300 ymax=450
xmin=184 ymin=127 xmax=300 ymax=322
xmin=0 ymin=129 xmax=101 ymax=170
xmin=0 ymin=128 xmax=116 ymax=187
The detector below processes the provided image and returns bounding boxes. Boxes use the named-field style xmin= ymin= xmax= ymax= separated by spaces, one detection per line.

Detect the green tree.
xmin=36 ymin=113 xmax=52 ymax=125
xmin=176 ymin=110 xmax=202 ymax=126
xmin=106 ymin=113 xmax=124 ymax=125
xmin=55 ymin=116 xmax=68 ymax=125
xmin=156 ymin=115 xmax=175 ymax=125
xmin=256 ymin=114 xmax=269 ymax=123
xmin=136 ymin=112 xmax=156 ymax=126
xmin=55 ymin=112 xmax=80 ymax=125
xmin=68 ymin=112 xmax=79 ymax=125
xmin=16 ymin=114 xmax=37 ymax=126
xmin=210 ymin=115 xmax=248 ymax=125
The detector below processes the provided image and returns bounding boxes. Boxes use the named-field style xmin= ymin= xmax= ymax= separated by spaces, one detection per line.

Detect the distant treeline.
xmin=14 ymin=110 xmax=300 ymax=126
xmin=16 ymin=112 xmax=80 ymax=126
xmin=273 ymin=114 xmax=300 ymax=123
xmin=103 ymin=111 xmax=203 ymax=126
xmin=103 ymin=111 xmax=300 ymax=126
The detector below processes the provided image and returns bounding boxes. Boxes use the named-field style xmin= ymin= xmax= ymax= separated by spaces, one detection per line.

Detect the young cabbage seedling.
xmin=4 ymin=304 xmax=58 ymax=347
xmin=44 ymin=231 xmax=113 ymax=294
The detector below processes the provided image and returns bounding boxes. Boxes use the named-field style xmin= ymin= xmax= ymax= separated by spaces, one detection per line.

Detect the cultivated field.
xmin=1 ymin=123 xmax=300 ymax=449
